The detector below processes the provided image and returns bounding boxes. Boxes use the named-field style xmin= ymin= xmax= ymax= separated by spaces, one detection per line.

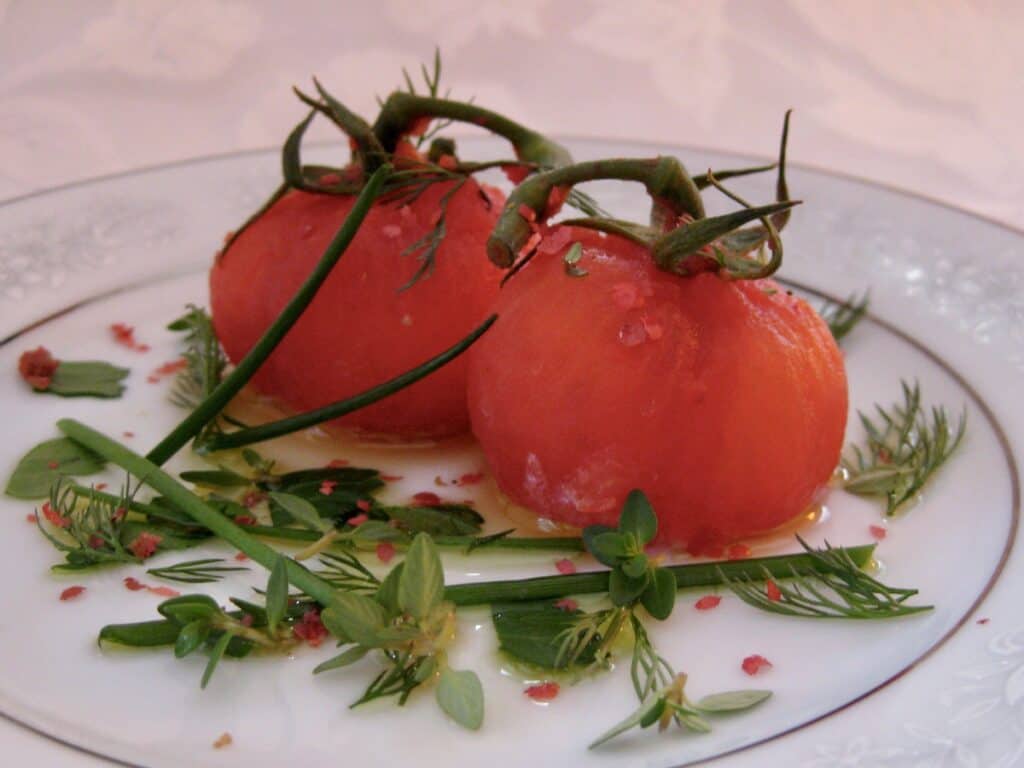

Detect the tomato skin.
xmin=466 ymin=228 xmax=848 ymax=549
xmin=210 ymin=178 xmax=503 ymax=438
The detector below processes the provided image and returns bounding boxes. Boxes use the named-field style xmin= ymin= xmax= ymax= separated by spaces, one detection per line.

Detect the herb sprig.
xmin=820 ymin=291 xmax=869 ymax=342
xmin=147 ymin=558 xmax=249 ymax=585
xmin=842 ymin=380 xmax=966 ymax=514
xmin=720 ymin=537 xmax=931 ymax=619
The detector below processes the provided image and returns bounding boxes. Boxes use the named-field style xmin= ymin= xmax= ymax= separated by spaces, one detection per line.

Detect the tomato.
xmin=210 ymin=177 xmax=504 ymax=439
xmin=466 ymin=227 xmax=848 ymax=550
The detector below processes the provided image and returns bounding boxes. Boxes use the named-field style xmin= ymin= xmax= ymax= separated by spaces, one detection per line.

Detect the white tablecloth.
xmin=1 ymin=1 xmax=1020 ymax=764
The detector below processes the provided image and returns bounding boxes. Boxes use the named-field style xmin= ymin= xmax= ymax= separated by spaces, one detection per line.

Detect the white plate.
xmin=1 ymin=137 xmax=1021 ymax=768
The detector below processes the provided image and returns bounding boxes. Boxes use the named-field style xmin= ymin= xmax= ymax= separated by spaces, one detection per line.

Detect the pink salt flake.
xmin=554 ymin=558 xmax=576 ymax=575
xmin=553 ymin=598 xmax=578 ymax=612
xmin=869 ymin=525 xmax=887 ymax=540
xmin=741 ymin=654 xmax=773 ymax=676
xmin=694 ymin=595 xmax=722 ymax=611
xmin=376 ymin=542 xmax=396 ymax=564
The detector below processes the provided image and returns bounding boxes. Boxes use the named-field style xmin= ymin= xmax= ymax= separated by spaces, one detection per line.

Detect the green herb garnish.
xmin=820 ymin=291 xmax=869 ymax=342
xmin=842 ymin=380 xmax=966 ymax=514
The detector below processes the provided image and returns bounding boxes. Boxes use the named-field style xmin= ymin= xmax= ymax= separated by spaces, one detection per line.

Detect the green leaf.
xmin=609 ymin=568 xmax=649 ymax=607
xmin=436 ymin=668 xmax=484 ymax=731
xmin=5 ymin=437 xmax=106 ymax=499
xmin=588 ymin=531 xmax=629 ymax=566
xmin=40 ymin=361 xmax=130 ymax=398
xmin=491 ymin=601 xmax=599 ymax=669
xmin=201 ymin=631 xmax=234 ymax=689
xmin=589 ymin=696 xmax=665 ymax=749
xmin=622 ymin=553 xmax=649 ymax=579
xmin=313 ymin=644 xmax=370 ymax=674
xmin=639 ymin=697 xmax=667 ymax=728
xmin=640 ymin=567 xmax=677 ymax=620
xmin=414 ymin=655 xmax=438 ymax=683
xmin=694 ymin=689 xmax=772 ymax=713
xmin=174 ymin=620 xmax=209 ymax=658
xmin=581 ymin=524 xmax=617 ymax=566
xmin=349 ymin=520 xmax=406 ymax=544
xmin=265 ymin=556 xmax=289 ymax=633
xmin=321 ymin=593 xmax=388 ymax=647
xmin=385 ymin=504 xmax=483 ymax=536
xmin=158 ymin=594 xmax=221 ymax=624
xmin=179 ymin=469 xmax=251 ymax=488
xmin=375 ymin=561 xmax=405 ymax=615
xmin=398 ymin=533 xmax=444 ymax=620
xmin=268 ymin=492 xmax=333 ymax=534
xmin=619 ymin=490 xmax=657 ymax=545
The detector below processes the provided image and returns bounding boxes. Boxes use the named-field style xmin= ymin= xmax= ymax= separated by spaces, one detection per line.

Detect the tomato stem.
xmin=145 ymin=165 xmax=391 ymax=466
xmin=373 ymin=92 xmax=572 ymax=171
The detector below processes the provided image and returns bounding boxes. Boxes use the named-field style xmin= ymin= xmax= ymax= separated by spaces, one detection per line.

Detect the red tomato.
xmin=466 ymin=228 xmax=848 ymax=550
xmin=210 ymin=178 xmax=504 ymax=438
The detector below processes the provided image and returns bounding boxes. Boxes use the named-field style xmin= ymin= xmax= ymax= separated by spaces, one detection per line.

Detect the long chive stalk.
xmin=201 ymin=314 xmax=497 ymax=452
xmin=443 ymin=546 xmax=875 ymax=606
xmin=145 ymin=164 xmax=391 ymax=466
xmin=60 ymin=419 xmax=340 ymax=607
xmin=68 ymin=484 xmax=583 ymax=553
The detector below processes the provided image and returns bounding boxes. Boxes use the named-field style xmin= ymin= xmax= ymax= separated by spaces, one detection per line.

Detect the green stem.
xmin=444 ymin=545 xmax=875 ymax=606
xmin=201 ymin=314 xmax=497 ymax=453
xmin=373 ymin=92 xmax=572 ymax=171
xmin=146 ymin=164 xmax=391 ymax=466
xmin=96 ymin=545 xmax=877 ymax=648
xmin=68 ymin=484 xmax=583 ymax=553
xmin=59 ymin=419 xmax=340 ymax=608
xmin=486 ymin=157 xmax=705 ymax=268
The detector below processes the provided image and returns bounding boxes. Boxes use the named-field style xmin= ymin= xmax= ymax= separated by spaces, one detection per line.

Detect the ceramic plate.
xmin=1 ymin=138 xmax=1022 ymax=768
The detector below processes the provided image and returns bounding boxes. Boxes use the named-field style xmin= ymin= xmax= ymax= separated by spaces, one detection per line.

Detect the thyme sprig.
xmin=820 ymin=291 xmax=870 ymax=342
xmin=147 ymin=558 xmax=249 ymax=585
xmin=842 ymin=380 xmax=966 ymax=514
xmin=719 ymin=537 xmax=931 ymax=619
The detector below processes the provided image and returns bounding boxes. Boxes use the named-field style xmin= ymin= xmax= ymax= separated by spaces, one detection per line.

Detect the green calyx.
xmin=487 ymin=111 xmax=799 ymax=282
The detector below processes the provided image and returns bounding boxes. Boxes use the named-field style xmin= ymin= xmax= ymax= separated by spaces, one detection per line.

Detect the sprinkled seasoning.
xmin=376 ymin=542 xmax=396 ymax=564
xmin=293 ymin=609 xmax=328 ymax=647
xmin=326 ymin=459 xmax=349 ymax=468
xmin=412 ymin=491 xmax=442 ymax=507
xmin=356 ymin=499 xmax=372 ymax=512
xmin=110 ymin=323 xmax=150 ymax=352
xmin=319 ymin=480 xmax=338 ymax=496
xmin=146 ymin=358 xmax=188 ymax=383
xmin=41 ymin=501 xmax=70 ymax=528
xmin=348 ymin=513 xmax=369 ymax=527
xmin=553 ymin=598 xmax=578 ymax=612
xmin=741 ymin=655 xmax=772 ymax=676
xmin=457 ymin=472 xmax=485 ymax=486
xmin=18 ymin=347 xmax=59 ymax=390
xmin=148 ymin=586 xmax=180 ymax=598
xmin=212 ymin=733 xmax=233 ymax=749
xmin=765 ymin=581 xmax=782 ymax=602
xmin=525 ymin=682 xmax=560 ymax=701
xmin=128 ymin=531 xmax=163 ymax=560
xmin=124 ymin=577 xmax=147 ymax=592
xmin=695 ymin=595 xmax=722 ymax=611
xmin=554 ymin=558 xmax=576 ymax=575
xmin=60 ymin=586 xmax=86 ymax=601
xmin=869 ymin=525 xmax=887 ymax=540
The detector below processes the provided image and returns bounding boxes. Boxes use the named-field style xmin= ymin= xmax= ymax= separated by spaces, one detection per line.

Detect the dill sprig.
xmin=313 ymin=551 xmax=380 ymax=594
xmin=147 ymin=558 xmax=249 ymax=584
xmin=166 ymin=306 xmax=227 ymax=411
xmin=820 ymin=291 xmax=870 ymax=342
xmin=720 ymin=537 xmax=931 ymax=619
xmin=842 ymin=380 xmax=966 ymax=514
xmin=36 ymin=481 xmax=136 ymax=568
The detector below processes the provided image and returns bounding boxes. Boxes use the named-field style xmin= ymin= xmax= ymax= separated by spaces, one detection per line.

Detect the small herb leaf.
xmin=180 ymin=469 xmax=251 ymax=488
xmin=158 ymin=594 xmax=221 ymax=624
xmin=265 ymin=556 xmax=289 ymax=633
xmin=609 ymin=568 xmax=649 ymax=607
xmin=322 ymin=593 xmax=388 ymax=647
xmin=619 ymin=489 xmax=657 ymax=545
xmin=268 ymin=492 xmax=333 ymax=534
xmin=590 ymin=531 xmax=629 ymax=566
xmin=436 ymin=668 xmax=485 ymax=731
xmin=588 ymin=696 xmax=664 ymax=749
xmin=399 ymin=533 xmax=444 ymax=620
xmin=694 ymin=689 xmax=772 ymax=713
xmin=313 ymin=644 xmax=370 ymax=675
xmin=42 ymin=361 xmax=130 ymax=398
xmin=5 ymin=437 xmax=106 ymax=499
xmin=640 ymin=567 xmax=677 ymax=620
xmin=201 ymin=631 xmax=234 ymax=689
xmin=174 ymin=620 xmax=209 ymax=658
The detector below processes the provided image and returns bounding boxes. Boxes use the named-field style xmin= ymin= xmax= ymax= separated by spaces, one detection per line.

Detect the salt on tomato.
xmin=466 ymin=227 xmax=847 ymax=550
xmin=210 ymin=178 xmax=504 ymax=439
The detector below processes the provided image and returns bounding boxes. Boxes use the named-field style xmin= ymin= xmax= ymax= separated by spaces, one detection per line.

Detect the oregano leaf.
xmin=5 ymin=437 xmax=106 ymax=499
xmin=399 ymin=533 xmax=444 ymax=620
xmin=436 ymin=668 xmax=484 ymax=731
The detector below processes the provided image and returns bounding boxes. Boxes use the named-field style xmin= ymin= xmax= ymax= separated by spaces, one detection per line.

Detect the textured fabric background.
xmin=0 ymin=0 xmax=1020 ymax=227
